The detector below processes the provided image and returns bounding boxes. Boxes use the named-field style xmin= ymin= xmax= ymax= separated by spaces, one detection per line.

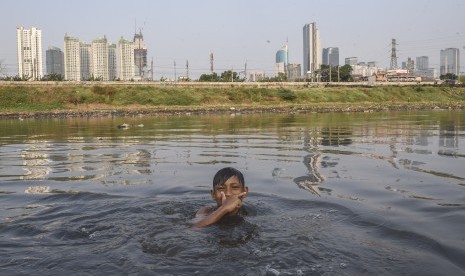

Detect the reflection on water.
xmin=0 ymin=110 xmax=465 ymax=274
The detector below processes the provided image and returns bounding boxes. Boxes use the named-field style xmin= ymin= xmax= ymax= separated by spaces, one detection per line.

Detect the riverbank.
xmin=1 ymin=82 xmax=464 ymax=118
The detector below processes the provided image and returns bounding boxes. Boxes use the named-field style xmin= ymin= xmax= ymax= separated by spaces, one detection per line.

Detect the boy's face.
xmin=211 ymin=175 xmax=248 ymax=208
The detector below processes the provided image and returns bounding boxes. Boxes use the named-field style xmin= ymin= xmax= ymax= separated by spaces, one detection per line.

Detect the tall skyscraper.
xmin=303 ymin=22 xmax=321 ymax=79
xmin=416 ymin=56 xmax=428 ymax=71
xmin=134 ymin=31 xmax=148 ymax=80
xmin=275 ymin=43 xmax=288 ymax=76
xmin=64 ymin=34 xmax=81 ymax=81
xmin=108 ymin=43 xmax=117 ymax=81
xmin=276 ymin=43 xmax=288 ymax=64
xmin=414 ymin=55 xmax=436 ymax=80
xmin=80 ymin=42 xmax=91 ymax=80
xmin=92 ymin=36 xmax=109 ymax=81
xmin=16 ymin=26 xmax=43 ymax=80
xmin=118 ymin=37 xmax=135 ymax=81
xmin=46 ymin=46 xmax=64 ymax=77
xmin=440 ymin=48 xmax=460 ymax=76
xmin=322 ymin=47 xmax=339 ymax=66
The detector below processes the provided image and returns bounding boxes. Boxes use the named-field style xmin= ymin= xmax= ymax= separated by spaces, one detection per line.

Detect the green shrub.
xmin=278 ymin=89 xmax=297 ymax=101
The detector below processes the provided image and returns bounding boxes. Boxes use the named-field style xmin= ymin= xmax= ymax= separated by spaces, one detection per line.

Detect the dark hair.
xmin=213 ymin=167 xmax=245 ymax=188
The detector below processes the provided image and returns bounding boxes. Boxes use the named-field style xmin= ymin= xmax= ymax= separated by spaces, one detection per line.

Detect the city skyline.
xmin=1 ymin=0 xmax=465 ymax=79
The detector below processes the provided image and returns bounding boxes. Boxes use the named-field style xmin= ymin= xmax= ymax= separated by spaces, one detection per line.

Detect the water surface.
xmin=1 ymin=110 xmax=464 ymax=275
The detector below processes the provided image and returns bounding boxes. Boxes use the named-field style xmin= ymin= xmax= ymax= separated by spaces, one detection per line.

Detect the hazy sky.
xmin=1 ymin=0 xmax=464 ymax=79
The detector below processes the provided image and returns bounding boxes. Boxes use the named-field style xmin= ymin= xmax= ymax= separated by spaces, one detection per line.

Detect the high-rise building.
xmin=276 ymin=44 xmax=288 ymax=64
xmin=440 ymin=48 xmax=460 ymax=76
xmin=64 ymin=34 xmax=81 ymax=81
xmin=46 ymin=46 xmax=64 ymax=77
xmin=322 ymin=47 xmax=339 ymax=66
xmin=16 ymin=26 xmax=43 ymax=80
xmin=92 ymin=36 xmax=109 ymax=81
xmin=249 ymin=72 xmax=266 ymax=82
xmin=303 ymin=22 xmax=321 ymax=79
xmin=287 ymin=64 xmax=302 ymax=81
xmin=416 ymin=56 xmax=428 ymax=71
xmin=108 ymin=43 xmax=117 ymax=81
xmin=80 ymin=42 xmax=91 ymax=81
xmin=134 ymin=31 xmax=148 ymax=80
xmin=414 ymin=56 xmax=436 ymax=80
xmin=275 ymin=43 xmax=288 ymax=77
xmin=345 ymin=57 xmax=358 ymax=66
xmin=118 ymin=38 xmax=135 ymax=81
xmin=402 ymin=57 xmax=414 ymax=73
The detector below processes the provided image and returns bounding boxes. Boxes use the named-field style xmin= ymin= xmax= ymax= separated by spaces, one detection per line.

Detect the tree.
xmin=319 ymin=64 xmax=339 ymax=82
xmin=199 ymin=72 xmax=220 ymax=82
xmin=440 ymin=73 xmax=457 ymax=80
xmin=41 ymin=73 xmax=64 ymax=81
xmin=86 ymin=74 xmax=103 ymax=81
xmin=220 ymin=70 xmax=241 ymax=82
xmin=275 ymin=72 xmax=287 ymax=82
xmin=338 ymin=64 xmax=353 ymax=82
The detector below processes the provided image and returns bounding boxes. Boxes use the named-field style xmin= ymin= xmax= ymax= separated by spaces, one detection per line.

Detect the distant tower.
xmin=390 ymin=39 xmax=398 ymax=70
xmin=303 ymin=22 xmax=321 ymax=80
xmin=17 ymin=26 xmax=43 ymax=80
xmin=275 ymin=43 xmax=288 ymax=77
xmin=79 ymin=42 xmax=91 ymax=80
xmin=186 ymin=59 xmax=189 ymax=80
xmin=108 ymin=43 xmax=117 ymax=81
xmin=210 ymin=52 xmax=214 ymax=73
xmin=118 ymin=37 xmax=135 ymax=81
xmin=322 ymin=47 xmax=339 ymax=66
xmin=133 ymin=30 xmax=148 ymax=80
xmin=64 ymin=34 xmax=81 ymax=81
xmin=416 ymin=56 xmax=429 ymax=71
xmin=46 ymin=46 xmax=64 ymax=77
xmin=440 ymin=48 xmax=460 ymax=76
xmin=91 ymin=36 xmax=109 ymax=81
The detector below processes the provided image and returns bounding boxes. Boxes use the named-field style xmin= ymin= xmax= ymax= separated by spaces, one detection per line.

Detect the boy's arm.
xmin=192 ymin=192 xmax=246 ymax=228
xmin=191 ymin=205 xmax=231 ymax=228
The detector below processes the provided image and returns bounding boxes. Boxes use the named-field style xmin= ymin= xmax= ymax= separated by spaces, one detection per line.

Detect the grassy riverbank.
xmin=1 ymin=83 xmax=465 ymax=117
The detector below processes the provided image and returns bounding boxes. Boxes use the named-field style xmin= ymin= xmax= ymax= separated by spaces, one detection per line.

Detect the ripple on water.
xmin=0 ymin=192 xmax=464 ymax=275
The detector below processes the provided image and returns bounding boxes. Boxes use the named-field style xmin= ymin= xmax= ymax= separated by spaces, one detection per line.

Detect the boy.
xmin=192 ymin=167 xmax=249 ymax=228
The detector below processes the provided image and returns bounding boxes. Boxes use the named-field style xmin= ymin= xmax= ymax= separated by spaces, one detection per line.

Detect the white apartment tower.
xmin=16 ymin=27 xmax=43 ymax=80
xmin=303 ymin=22 xmax=321 ymax=80
xmin=64 ymin=34 xmax=81 ymax=81
xmin=118 ymin=38 xmax=135 ymax=81
xmin=92 ymin=37 xmax=109 ymax=81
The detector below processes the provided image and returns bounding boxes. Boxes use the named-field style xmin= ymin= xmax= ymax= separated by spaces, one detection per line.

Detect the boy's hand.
xmin=220 ymin=191 xmax=247 ymax=214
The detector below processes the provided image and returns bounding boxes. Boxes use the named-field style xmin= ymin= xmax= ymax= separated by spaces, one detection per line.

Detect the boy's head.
xmin=211 ymin=167 xmax=248 ymax=209
xmin=213 ymin=167 xmax=245 ymax=189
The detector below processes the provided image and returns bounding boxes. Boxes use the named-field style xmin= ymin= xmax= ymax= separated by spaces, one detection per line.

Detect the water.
xmin=1 ymin=110 xmax=464 ymax=275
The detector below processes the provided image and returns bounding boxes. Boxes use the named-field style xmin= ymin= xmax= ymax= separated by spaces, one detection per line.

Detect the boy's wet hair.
xmin=213 ymin=167 xmax=245 ymax=188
